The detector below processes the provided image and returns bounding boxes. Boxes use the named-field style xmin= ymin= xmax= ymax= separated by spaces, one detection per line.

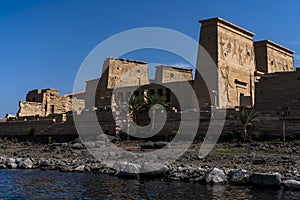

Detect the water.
xmin=0 ymin=169 xmax=299 ymax=199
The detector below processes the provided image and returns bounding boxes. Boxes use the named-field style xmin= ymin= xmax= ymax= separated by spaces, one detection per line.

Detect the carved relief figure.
xmin=220 ymin=65 xmax=234 ymax=102
xmin=232 ymin=39 xmax=237 ymax=59
xmin=219 ymin=35 xmax=225 ymax=59
xmin=238 ymin=46 xmax=244 ymax=66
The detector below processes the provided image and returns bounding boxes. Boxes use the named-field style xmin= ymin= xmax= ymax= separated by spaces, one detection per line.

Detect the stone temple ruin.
xmin=0 ymin=17 xmax=299 ymax=140
xmin=17 ymin=88 xmax=85 ymax=119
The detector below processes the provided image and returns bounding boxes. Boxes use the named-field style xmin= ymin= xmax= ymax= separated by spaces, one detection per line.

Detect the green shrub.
xmin=11 ymin=137 xmax=18 ymax=143
xmin=26 ymin=128 xmax=35 ymax=137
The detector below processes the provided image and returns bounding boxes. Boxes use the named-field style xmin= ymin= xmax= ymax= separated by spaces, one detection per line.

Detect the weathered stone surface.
xmin=71 ymin=143 xmax=84 ymax=149
xmin=18 ymin=88 xmax=85 ymax=118
xmin=116 ymin=162 xmax=141 ymax=178
xmin=74 ymin=165 xmax=86 ymax=172
xmin=39 ymin=160 xmax=50 ymax=168
xmin=249 ymin=173 xmax=282 ymax=187
xmin=83 ymin=142 xmax=95 ymax=148
xmin=18 ymin=158 xmax=33 ymax=169
xmin=205 ymin=167 xmax=227 ymax=184
xmin=5 ymin=158 xmax=17 ymax=169
xmin=283 ymin=179 xmax=300 ymax=190
xmin=228 ymin=169 xmax=250 ymax=185
xmin=140 ymin=162 xmax=169 ymax=176
xmin=60 ymin=165 xmax=73 ymax=172
xmin=124 ymin=163 xmax=140 ymax=174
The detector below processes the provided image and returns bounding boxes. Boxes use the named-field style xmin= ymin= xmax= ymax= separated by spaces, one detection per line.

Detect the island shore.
xmin=1 ymin=139 xmax=300 ymax=190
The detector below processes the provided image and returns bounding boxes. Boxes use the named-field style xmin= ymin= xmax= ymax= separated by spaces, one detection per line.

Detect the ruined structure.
xmin=17 ymin=88 xmax=85 ymax=118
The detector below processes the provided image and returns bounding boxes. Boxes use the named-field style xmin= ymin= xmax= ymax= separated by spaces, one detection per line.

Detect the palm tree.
xmin=145 ymin=94 xmax=166 ymax=130
xmin=239 ymin=108 xmax=259 ymax=142
xmin=119 ymin=95 xmax=145 ymax=141
xmin=128 ymin=95 xmax=145 ymax=123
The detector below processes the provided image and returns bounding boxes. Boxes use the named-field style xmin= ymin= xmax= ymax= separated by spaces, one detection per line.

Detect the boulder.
xmin=125 ymin=163 xmax=140 ymax=173
xmin=117 ymin=163 xmax=141 ymax=178
xmin=140 ymin=162 xmax=169 ymax=177
xmin=283 ymin=179 xmax=300 ymax=190
xmin=5 ymin=158 xmax=17 ymax=169
xmin=18 ymin=158 xmax=33 ymax=169
xmin=228 ymin=169 xmax=250 ymax=185
xmin=113 ymin=162 xmax=128 ymax=172
xmin=205 ymin=167 xmax=227 ymax=184
xmin=249 ymin=173 xmax=282 ymax=187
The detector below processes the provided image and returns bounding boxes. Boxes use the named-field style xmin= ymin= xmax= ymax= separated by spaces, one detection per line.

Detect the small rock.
xmin=39 ymin=160 xmax=50 ymax=168
xmin=83 ymin=142 xmax=95 ymax=148
xmin=71 ymin=143 xmax=84 ymax=149
xmin=74 ymin=165 xmax=86 ymax=172
xmin=205 ymin=167 xmax=227 ymax=184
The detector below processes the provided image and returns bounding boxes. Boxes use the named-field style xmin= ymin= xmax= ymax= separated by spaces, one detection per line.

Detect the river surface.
xmin=0 ymin=169 xmax=299 ymax=199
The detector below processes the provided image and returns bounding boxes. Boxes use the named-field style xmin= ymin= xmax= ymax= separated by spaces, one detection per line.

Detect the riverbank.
xmin=1 ymin=139 xmax=300 ymax=190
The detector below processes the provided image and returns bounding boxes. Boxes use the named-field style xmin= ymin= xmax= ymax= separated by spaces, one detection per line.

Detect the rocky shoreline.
xmin=1 ymin=139 xmax=300 ymax=191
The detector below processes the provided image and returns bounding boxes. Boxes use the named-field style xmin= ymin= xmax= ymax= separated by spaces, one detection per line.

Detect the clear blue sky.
xmin=1 ymin=0 xmax=300 ymax=117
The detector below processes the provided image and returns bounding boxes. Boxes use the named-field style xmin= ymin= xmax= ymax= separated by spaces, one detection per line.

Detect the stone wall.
xmin=155 ymin=65 xmax=193 ymax=83
xmin=93 ymin=58 xmax=150 ymax=108
xmin=255 ymin=40 xmax=294 ymax=73
xmin=255 ymin=69 xmax=300 ymax=117
xmin=85 ymin=78 xmax=100 ymax=109
xmin=195 ymin=17 xmax=256 ymax=109
xmin=217 ymin=19 xmax=256 ymax=108
xmin=105 ymin=58 xmax=150 ymax=89
xmin=18 ymin=101 xmax=44 ymax=117
xmin=17 ymin=88 xmax=85 ymax=118
xmin=2 ymin=109 xmax=300 ymax=141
